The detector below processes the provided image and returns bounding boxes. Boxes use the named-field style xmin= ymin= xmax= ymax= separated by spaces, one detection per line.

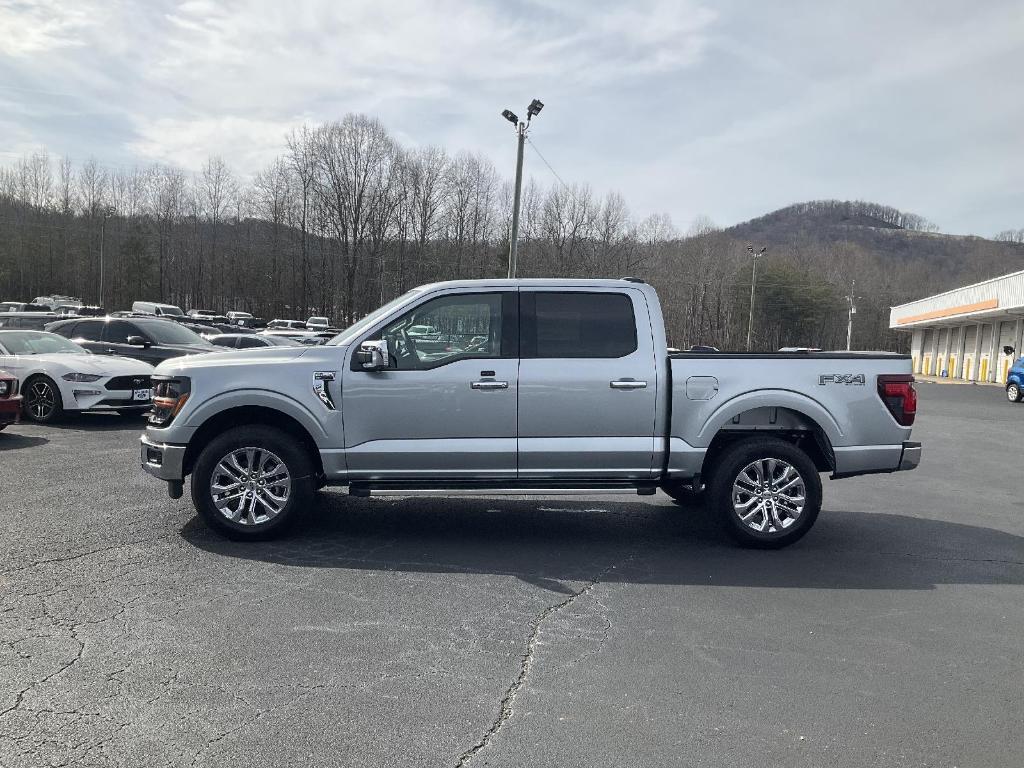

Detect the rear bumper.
xmin=140 ymin=434 xmax=187 ymax=482
xmin=831 ymin=440 xmax=921 ymax=479
xmin=897 ymin=441 xmax=922 ymax=471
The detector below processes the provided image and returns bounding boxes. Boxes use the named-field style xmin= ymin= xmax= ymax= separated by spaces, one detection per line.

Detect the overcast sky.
xmin=1 ymin=0 xmax=1021 ymax=235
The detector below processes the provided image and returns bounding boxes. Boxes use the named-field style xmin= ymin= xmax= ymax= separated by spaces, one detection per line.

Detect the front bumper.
xmin=897 ymin=441 xmax=922 ymax=471
xmin=140 ymin=434 xmax=187 ymax=482
xmin=0 ymin=396 xmax=21 ymax=425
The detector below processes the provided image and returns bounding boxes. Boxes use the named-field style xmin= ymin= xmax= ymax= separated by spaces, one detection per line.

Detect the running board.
xmin=348 ymin=481 xmax=658 ymax=498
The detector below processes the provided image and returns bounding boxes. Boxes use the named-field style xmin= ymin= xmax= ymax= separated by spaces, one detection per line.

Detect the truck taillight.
xmin=877 ymin=374 xmax=916 ymax=426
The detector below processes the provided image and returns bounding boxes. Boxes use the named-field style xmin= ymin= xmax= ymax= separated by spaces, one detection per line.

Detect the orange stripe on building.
xmin=897 ymin=298 xmax=999 ymax=325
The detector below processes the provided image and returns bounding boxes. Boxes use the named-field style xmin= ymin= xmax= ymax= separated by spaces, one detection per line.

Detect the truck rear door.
xmin=517 ymin=288 xmax=658 ymax=479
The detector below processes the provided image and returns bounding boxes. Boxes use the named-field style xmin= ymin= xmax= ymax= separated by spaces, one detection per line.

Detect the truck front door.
xmin=341 ymin=291 xmax=519 ymax=480
xmin=517 ymin=289 xmax=658 ymax=479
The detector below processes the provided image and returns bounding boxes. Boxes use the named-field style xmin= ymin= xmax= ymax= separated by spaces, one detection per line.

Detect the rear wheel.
xmin=23 ymin=376 xmax=62 ymax=423
xmin=1007 ymin=383 xmax=1022 ymax=403
xmin=191 ymin=425 xmax=314 ymax=540
xmin=706 ymin=437 xmax=822 ymax=549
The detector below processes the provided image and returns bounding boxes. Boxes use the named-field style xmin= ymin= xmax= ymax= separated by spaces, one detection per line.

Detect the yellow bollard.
xmin=980 ymin=358 xmax=988 ymax=381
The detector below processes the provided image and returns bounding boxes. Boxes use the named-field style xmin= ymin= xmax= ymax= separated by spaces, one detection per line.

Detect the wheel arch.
xmin=699 ymin=403 xmax=837 ymax=478
xmin=183 ymin=405 xmax=324 ymax=478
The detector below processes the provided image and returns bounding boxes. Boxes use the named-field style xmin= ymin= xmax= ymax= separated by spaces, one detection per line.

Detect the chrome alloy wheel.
xmin=731 ymin=457 xmax=806 ymax=534
xmin=1008 ymin=383 xmax=1021 ymax=402
xmin=210 ymin=447 xmax=292 ymax=526
xmin=26 ymin=380 xmax=56 ymax=420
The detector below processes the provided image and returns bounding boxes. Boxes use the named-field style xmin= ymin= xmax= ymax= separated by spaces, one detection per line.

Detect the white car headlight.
xmin=62 ymin=372 xmax=103 ymax=382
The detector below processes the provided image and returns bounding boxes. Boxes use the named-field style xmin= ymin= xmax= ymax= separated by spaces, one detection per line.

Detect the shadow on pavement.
xmin=0 ymin=432 xmax=49 ymax=450
xmin=180 ymin=493 xmax=1024 ymax=591
xmin=36 ymin=413 xmax=148 ymax=432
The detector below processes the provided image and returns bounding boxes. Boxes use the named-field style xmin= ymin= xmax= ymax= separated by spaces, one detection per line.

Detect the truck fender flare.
xmin=695 ymin=389 xmax=843 ymax=447
xmin=184 ymin=389 xmax=330 ymax=446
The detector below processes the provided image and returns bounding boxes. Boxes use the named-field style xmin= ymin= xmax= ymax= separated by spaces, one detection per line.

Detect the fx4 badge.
xmin=819 ymin=373 xmax=865 ymax=385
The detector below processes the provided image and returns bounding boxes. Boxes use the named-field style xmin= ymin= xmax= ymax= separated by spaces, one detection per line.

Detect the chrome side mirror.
xmin=357 ymin=339 xmax=390 ymax=371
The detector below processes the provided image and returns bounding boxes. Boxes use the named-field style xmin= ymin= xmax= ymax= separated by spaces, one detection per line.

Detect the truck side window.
xmin=375 ymin=293 xmax=510 ymax=370
xmin=522 ymin=292 xmax=637 ymax=358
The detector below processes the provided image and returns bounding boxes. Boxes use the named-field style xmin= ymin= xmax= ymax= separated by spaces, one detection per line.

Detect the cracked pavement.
xmin=1 ymin=383 xmax=1022 ymax=766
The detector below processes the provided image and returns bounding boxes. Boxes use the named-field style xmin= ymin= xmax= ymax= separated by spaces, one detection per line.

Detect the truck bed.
xmin=664 ymin=351 xmax=914 ymax=479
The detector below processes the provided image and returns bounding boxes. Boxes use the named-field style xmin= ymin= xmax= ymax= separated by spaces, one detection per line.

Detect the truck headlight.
xmin=150 ymin=376 xmax=191 ymax=427
xmin=62 ymin=372 xmax=103 ymax=382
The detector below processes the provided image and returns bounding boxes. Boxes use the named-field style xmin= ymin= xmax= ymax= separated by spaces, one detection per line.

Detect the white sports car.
xmin=0 ymin=330 xmax=155 ymax=423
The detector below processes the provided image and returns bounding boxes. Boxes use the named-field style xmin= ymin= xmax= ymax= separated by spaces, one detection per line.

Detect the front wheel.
xmin=1007 ymin=383 xmax=1022 ymax=403
xmin=191 ymin=425 xmax=314 ymax=540
xmin=23 ymin=376 xmax=63 ymax=423
xmin=706 ymin=437 xmax=822 ymax=549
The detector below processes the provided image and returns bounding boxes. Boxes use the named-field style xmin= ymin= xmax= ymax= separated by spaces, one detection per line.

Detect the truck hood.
xmin=154 ymin=347 xmax=308 ymax=376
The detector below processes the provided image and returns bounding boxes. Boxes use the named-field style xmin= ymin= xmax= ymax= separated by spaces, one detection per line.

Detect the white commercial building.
xmin=889 ymin=268 xmax=1024 ymax=384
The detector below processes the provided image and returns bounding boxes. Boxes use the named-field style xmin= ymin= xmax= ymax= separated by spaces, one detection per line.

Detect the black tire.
xmin=1007 ymin=383 xmax=1022 ymax=403
xmin=191 ymin=424 xmax=314 ymax=540
xmin=22 ymin=375 xmax=63 ymax=424
xmin=706 ymin=437 xmax=822 ymax=549
xmin=660 ymin=481 xmax=706 ymax=508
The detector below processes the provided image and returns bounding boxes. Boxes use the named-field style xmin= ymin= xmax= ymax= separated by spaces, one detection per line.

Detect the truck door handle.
xmin=610 ymin=379 xmax=648 ymax=389
xmin=471 ymin=380 xmax=509 ymax=390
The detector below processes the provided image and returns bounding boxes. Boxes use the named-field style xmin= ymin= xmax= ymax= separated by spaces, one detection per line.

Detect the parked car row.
xmin=0 ymin=330 xmax=154 ymax=423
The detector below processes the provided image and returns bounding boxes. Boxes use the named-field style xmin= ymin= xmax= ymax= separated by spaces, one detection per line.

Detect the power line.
xmin=525 ymin=137 xmax=588 ymax=210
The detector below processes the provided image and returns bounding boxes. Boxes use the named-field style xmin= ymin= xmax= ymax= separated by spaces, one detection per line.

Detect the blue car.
xmin=1007 ymin=354 xmax=1024 ymax=403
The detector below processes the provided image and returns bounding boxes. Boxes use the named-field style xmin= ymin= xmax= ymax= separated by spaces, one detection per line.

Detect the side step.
xmin=348 ymin=480 xmax=659 ymax=498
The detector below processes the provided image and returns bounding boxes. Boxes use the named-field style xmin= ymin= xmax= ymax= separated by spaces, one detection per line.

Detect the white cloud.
xmin=0 ymin=0 xmax=97 ymax=56
xmin=127 ymin=115 xmax=303 ymax=172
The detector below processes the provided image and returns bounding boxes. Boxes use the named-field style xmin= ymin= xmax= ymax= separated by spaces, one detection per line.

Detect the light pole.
xmin=745 ymin=245 xmax=766 ymax=352
xmin=846 ymin=281 xmax=858 ymax=351
xmin=502 ymin=98 xmax=543 ymax=279
xmin=98 ymin=205 xmax=115 ymax=309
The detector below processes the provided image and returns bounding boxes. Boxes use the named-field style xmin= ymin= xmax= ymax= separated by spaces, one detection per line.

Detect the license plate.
xmin=133 ymin=388 xmax=152 ymax=401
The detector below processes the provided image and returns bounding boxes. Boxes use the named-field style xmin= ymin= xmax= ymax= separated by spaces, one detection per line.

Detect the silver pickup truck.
xmin=140 ymin=278 xmax=920 ymax=548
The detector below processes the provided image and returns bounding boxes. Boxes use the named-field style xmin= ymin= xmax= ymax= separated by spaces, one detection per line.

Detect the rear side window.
xmin=522 ymin=292 xmax=637 ymax=358
xmin=104 ymin=320 xmax=143 ymax=343
xmin=69 ymin=321 xmax=104 ymax=341
xmin=237 ymin=336 xmax=264 ymax=348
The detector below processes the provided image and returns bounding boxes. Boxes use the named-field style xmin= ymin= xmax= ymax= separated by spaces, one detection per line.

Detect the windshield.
xmin=139 ymin=320 xmax=211 ymax=346
xmin=0 ymin=330 xmax=85 ymax=355
xmin=328 ymin=290 xmax=422 ymax=346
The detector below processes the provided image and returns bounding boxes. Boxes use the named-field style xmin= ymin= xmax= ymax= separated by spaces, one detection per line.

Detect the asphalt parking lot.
xmin=1 ymin=382 xmax=1022 ymax=767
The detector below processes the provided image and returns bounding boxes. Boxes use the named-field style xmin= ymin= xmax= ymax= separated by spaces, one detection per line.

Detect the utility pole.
xmin=501 ymin=98 xmax=543 ymax=279
xmin=745 ymin=245 xmax=766 ymax=351
xmin=98 ymin=205 xmax=115 ymax=308
xmin=507 ymin=121 xmax=525 ymax=279
xmin=846 ymin=280 xmax=857 ymax=351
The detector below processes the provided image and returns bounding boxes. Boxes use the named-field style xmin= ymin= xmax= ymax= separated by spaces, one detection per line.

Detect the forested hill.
xmin=725 ymin=200 xmax=1024 ymax=291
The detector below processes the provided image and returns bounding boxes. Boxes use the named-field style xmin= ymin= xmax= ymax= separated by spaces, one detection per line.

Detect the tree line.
xmin=1 ymin=113 xmax=1008 ymax=351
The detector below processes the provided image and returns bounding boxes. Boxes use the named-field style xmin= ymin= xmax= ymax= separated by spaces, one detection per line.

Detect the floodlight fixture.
xmin=527 ymin=98 xmax=544 ymax=119
xmin=502 ymin=109 xmax=519 ymax=125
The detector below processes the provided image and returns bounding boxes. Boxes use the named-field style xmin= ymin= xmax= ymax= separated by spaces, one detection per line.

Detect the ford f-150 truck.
xmin=140 ymin=278 xmax=920 ymax=548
